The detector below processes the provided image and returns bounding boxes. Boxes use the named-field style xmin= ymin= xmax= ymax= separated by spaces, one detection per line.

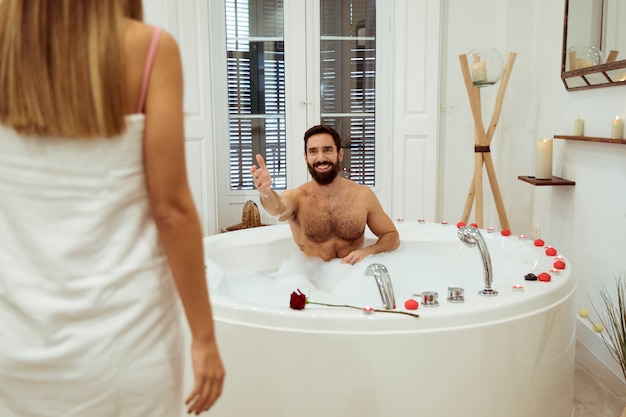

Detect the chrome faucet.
xmin=458 ymin=226 xmax=498 ymax=296
xmin=364 ymin=263 xmax=396 ymax=309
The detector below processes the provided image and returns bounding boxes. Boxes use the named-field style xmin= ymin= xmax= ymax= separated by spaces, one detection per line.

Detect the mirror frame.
xmin=561 ymin=0 xmax=626 ymax=90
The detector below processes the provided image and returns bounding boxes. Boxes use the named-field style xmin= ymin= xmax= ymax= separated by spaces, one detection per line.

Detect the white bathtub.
xmin=200 ymin=221 xmax=575 ymax=417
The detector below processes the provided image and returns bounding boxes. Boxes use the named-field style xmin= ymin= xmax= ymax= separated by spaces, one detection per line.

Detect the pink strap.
xmin=136 ymin=27 xmax=163 ymax=114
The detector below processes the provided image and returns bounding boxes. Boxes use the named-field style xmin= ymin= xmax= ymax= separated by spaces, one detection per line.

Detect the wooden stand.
xmin=459 ymin=52 xmax=516 ymax=230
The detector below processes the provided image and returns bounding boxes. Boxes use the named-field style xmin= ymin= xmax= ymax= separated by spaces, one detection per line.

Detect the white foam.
xmin=209 ymin=238 xmax=540 ymax=308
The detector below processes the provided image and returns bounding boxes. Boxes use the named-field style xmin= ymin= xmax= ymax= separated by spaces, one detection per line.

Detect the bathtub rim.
xmin=204 ymin=221 xmax=575 ymax=333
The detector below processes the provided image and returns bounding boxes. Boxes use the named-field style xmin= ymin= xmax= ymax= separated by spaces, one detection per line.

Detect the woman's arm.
xmin=142 ymin=29 xmax=224 ymax=415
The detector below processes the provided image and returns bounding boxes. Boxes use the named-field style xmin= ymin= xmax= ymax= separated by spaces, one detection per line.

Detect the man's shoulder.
xmin=293 ymin=183 xmax=310 ymax=194
xmin=283 ymin=186 xmax=306 ymax=202
xmin=326 ymin=178 xmax=374 ymax=198
xmin=344 ymin=179 xmax=374 ymax=195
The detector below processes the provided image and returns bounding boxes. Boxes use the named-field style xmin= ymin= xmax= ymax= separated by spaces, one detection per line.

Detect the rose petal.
xmin=501 ymin=229 xmax=511 ymax=236
xmin=456 ymin=221 xmax=466 ymax=228
xmin=469 ymin=223 xmax=478 ymax=228
xmin=554 ymin=260 xmax=566 ymax=270
xmin=404 ymin=299 xmax=419 ymax=310
xmin=534 ymin=239 xmax=545 ymax=247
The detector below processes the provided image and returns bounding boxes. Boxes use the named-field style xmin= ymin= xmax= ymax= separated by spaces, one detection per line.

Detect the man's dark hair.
xmin=303 ymin=124 xmax=343 ymax=153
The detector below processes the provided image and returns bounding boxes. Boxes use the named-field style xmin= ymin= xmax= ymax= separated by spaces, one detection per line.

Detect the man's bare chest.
xmin=298 ymin=193 xmax=366 ymax=243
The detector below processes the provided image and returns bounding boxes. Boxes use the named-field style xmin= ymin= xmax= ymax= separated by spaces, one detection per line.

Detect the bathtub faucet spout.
xmin=458 ymin=226 xmax=498 ymax=296
xmin=364 ymin=263 xmax=396 ymax=309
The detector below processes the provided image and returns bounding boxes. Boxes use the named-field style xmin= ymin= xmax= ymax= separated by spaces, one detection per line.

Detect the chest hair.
xmin=298 ymin=191 xmax=365 ymax=243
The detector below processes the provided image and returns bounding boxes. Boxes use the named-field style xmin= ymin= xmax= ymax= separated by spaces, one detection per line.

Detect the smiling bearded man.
xmin=249 ymin=124 xmax=399 ymax=265
xmin=306 ymin=141 xmax=341 ymax=185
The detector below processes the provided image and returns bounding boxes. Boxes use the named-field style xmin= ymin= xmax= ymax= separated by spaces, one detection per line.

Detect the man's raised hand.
xmin=250 ymin=154 xmax=273 ymax=197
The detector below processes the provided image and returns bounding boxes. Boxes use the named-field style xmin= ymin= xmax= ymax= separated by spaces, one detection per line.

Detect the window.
xmin=226 ymin=0 xmax=286 ymax=190
xmin=319 ymin=0 xmax=376 ymax=185
xmin=225 ymin=0 xmax=376 ymax=189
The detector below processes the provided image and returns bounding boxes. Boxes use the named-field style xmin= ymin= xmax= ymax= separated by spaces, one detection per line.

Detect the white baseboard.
xmin=576 ymin=316 xmax=625 ymax=383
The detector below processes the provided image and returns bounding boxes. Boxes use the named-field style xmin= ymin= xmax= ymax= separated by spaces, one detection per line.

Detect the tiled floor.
xmin=574 ymin=341 xmax=626 ymax=417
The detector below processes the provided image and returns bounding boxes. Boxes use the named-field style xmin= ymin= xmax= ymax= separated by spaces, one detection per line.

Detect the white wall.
xmin=439 ymin=0 xmax=541 ymax=233
xmin=440 ymin=0 xmax=626 ymax=380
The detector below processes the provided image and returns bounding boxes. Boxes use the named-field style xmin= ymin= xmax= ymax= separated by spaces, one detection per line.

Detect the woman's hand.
xmin=185 ymin=339 xmax=226 ymax=415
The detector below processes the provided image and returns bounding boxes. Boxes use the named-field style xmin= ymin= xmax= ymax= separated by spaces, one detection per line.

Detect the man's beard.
xmin=307 ymin=159 xmax=341 ymax=185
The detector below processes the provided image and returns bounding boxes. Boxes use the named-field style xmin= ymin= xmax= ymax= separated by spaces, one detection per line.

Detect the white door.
xmin=389 ymin=0 xmax=441 ymax=222
xmin=144 ymin=0 xmax=219 ymax=235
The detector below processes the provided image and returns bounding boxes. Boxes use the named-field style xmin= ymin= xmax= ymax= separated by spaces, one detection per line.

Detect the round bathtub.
xmin=201 ymin=221 xmax=575 ymax=417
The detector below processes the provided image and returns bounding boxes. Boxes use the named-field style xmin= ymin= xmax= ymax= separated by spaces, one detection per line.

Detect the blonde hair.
xmin=0 ymin=0 xmax=144 ymax=139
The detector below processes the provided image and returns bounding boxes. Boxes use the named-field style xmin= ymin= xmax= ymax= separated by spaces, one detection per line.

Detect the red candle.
xmin=545 ymin=247 xmax=557 ymax=256
xmin=538 ymin=272 xmax=552 ymax=282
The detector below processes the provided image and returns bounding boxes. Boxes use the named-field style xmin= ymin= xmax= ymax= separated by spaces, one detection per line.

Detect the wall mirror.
xmin=561 ymin=0 xmax=626 ymax=90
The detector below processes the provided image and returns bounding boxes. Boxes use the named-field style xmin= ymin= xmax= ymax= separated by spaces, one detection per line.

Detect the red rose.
xmin=290 ymin=289 xmax=307 ymax=310
xmin=286 ymin=288 xmax=419 ymax=318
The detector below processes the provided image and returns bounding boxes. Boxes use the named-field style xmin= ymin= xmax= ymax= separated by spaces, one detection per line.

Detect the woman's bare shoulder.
xmin=123 ymin=20 xmax=181 ymax=113
xmin=124 ymin=19 xmax=154 ymax=44
xmin=124 ymin=20 xmax=179 ymax=56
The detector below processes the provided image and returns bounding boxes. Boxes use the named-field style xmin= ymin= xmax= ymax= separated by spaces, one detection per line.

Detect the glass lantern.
xmin=565 ymin=45 xmax=604 ymax=71
xmin=467 ymin=47 xmax=504 ymax=87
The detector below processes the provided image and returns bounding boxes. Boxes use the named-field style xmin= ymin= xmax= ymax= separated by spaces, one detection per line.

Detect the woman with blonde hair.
xmin=0 ymin=1 xmax=224 ymax=415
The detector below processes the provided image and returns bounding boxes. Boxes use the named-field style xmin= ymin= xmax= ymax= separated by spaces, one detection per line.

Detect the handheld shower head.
xmin=457 ymin=226 xmax=497 ymax=296
xmin=458 ymin=225 xmax=480 ymax=247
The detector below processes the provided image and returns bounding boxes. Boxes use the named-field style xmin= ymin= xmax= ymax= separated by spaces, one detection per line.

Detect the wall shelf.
xmin=560 ymin=61 xmax=626 ymax=91
xmin=518 ymin=176 xmax=576 ymax=186
xmin=554 ymin=135 xmax=626 ymax=145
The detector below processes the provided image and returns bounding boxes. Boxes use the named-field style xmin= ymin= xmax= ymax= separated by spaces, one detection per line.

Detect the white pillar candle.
xmin=610 ymin=115 xmax=624 ymax=139
xmin=573 ymin=116 xmax=584 ymax=136
xmin=471 ymin=54 xmax=487 ymax=83
xmin=535 ymin=138 xmax=553 ymax=180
